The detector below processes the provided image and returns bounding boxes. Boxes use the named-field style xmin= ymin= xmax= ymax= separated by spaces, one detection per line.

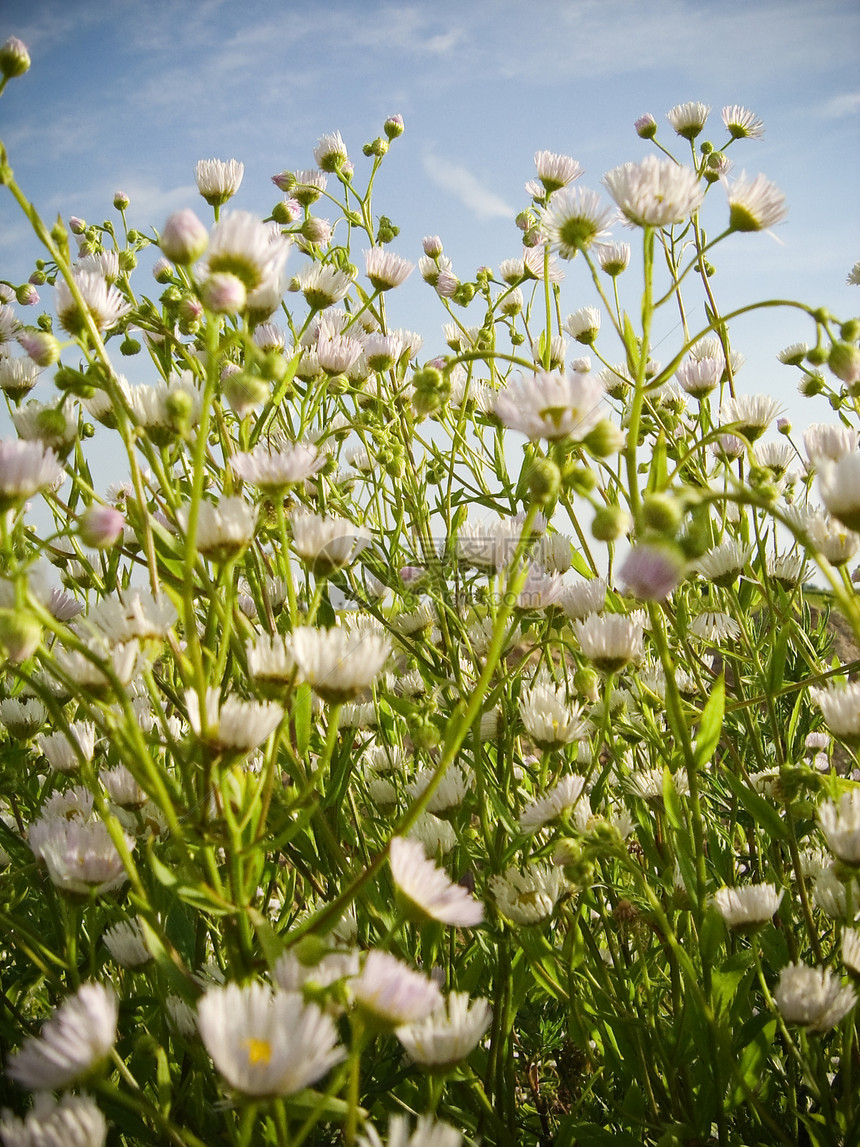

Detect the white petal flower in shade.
xmin=389 ymin=836 xmax=483 ymax=927
xmin=103 ymin=917 xmax=152 ymax=968
xmin=559 ymin=577 xmax=607 ymax=620
xmin=358 ymin=1114 xmax=462 ymax=1147
xmin=818 ymin=790 xmax=860 ymax=862
xmin=777 ymin=342 xmax=808 ymax=366
xmin=407 ymin=764 xmax=471 ymax=816
xmin=101 ymin=764 xmax=147 ymax=808
xmin=597 ymin=241 xmax=631 ymax=276
xmin=246 ymin=634 xmax=296 ymax=691
xmin=534 ymin=150 xmax=582 ymax=193
xmin=206 ymin=212 xmax=290 ymax=292
xmin=0 ymin=354 xmax=41 ymax=400
xmin=688 ymin=610 xmax=742 ymax=645
xmin=316 ymin=331 xmax=363 ymax=374
xmin=675 ymin=355 xmax=722 ymax=398
xmin=519 ymin=682 xmax=587 ymax=749
xmin=37 ymin=721 xmax=96 ymax=773
xmin=819 ymin=453 xmax=860 ymax=532
xmin=7 ymin=982 xmax=118 ymax=1090
xmin=291 ymin=626 xmax=390 ymax=703
xmin=0 ymin=302 xmax=21 ymax=343
xmin=407 ymin=812 xmax=457 ymax=856
xmin=185 ymin=689 xmax=283 ymax=752
xmin=574 ymin=612 xmax=644 ymax=672
xmin=364 ymin=247 xmax=414 ymax=291
xmin=396 ymin=992 xmax=492 ymax=1069
xmin=517 ymin=563 xmax=565 ymax=610
xmin=195 ymin=158 xmax=244 ymax=206
xmin=0 ymin=439 xmax=64 ymax=512
xmin=773 ymin=963 xmax=856 ymax=1032
xmin=542 ymin=188 xmax=615 ymax=259
xmin=0 ymin=1091 xmax=107 ymax=1147
xmin=231 ymin=440 xmax=324 ymax=491
xmin=494 ymin=369 xmax=605 ymax=442
xmin=85 ymin=589 xmax=177 ymax=644
xmin=721 ymin=105 xmax=765 ymax=140
xmin=55 ymin=271 xmax=131 ymax=335
xmin=812 ymin=868 xmax=847 ymax=918
xmin=32 ymin=818 xmax=133 ymax=896
xmin=666 ymin=101 xmax=710 ymax=139
xmin=694 ymin=540 xmax=752 ymax=586
xmin=197 ymin=982 xmax=344 ymax=1097
xmin=603 ymin=156 xmax=704 ymax=228
xmin=519 ymin=775 xmax=589 ymax=832
xmin=712 ymin=883 xmax=783 ymax=930
xmin=352 ymin=950 xmax=442 ymax=1032
xmin=12 ymin=398 xmax=77 ymax=454
xmin=765 ymin=551 xmax=808 ymax=590
xmin=490 ymin=862 xmax=567 ymax=924
xmin=52 ymin=639 xmax=140 ymax=696
xmin=842 ymin=927 xmax=860 ymax=975
xmin=290 ymin=512 xmax=371 ymax=575
xmin=177 ymin=497 xmax=256 ymax=562
xmin=807 ymin=511 xmax=860 ymax=566
xmin=810 ymin=682 xmax=860 ymax=742
xmin=727 ymin=172 xmax=788 ymax=232
xmin=273 ymin=949 xmax=360 ymax=1002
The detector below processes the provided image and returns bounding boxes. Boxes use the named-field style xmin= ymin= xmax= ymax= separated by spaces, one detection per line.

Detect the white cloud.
xmin=422 ymin=154 xmax=514 ymax=221
xmin=821 ymin=91 xmax=860 ymax=118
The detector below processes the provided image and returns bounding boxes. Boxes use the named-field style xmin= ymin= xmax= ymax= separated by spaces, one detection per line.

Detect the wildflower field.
xmin=2 ymin=34 xmax=860 ymax=1147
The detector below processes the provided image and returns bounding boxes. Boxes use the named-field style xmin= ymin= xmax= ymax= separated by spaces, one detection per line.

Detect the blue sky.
xmin=0 ymin=0 xmax=858 ymax=440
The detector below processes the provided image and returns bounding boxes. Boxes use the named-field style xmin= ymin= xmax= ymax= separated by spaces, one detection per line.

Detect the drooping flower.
xmin=774 ymin=963 xmax=856 ymax=1032
xmin=7 ymin=982 xmax=118 ymax=1090
xmin=603 ymin=156 xmax=704 ymax=228
xmin=195 ymin=158 xmax=244 ymax=207
xmin=197 ymin=982 xmax=344 ymax=1097
xmin=389 ymin=836 xmax=483 ymax=926
xmin=727 ymin=173 xmax=788 ymax=233
xmin=396 ymin=992 xmax=492 ymax=1069
xmin=351 ymin=950 xmax=442 ymax=1031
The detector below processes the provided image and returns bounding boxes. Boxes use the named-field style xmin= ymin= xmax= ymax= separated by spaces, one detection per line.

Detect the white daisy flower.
xmin=519 ymin=682 xmax=587 ymax=749
xmin=574 ymin=612 xmax=644 ymax=672
xmin=290 ymin=512 xmax=370 ymax=576
xmin=720 ymin=394 xmax=782 ymax=441
xmin=195 ymin=158 xmax=244 ymax=206
xmin=103 ymin=917 xmax=152 ymax=968
xmin=291 ymin=626 xmax=390 ymax=703
xmin=490 ymin=862 xmax=567 ymax=924
xmin=712 ymin=883 xmax=783 ymax=929
xmin=206 ymin=211 xmax=289 ymax=292
xmin=185 ymin=689 xmax=283 ymax=752
xmin=56 ymin=270 xmax=131 ymax=335
xmin=358 ymin=1114 xmax=462 ymax=1147
xmin=30 ymin=817 xmax=132 ymax=896
xmin=727 ymin=172 xmax=787 ymax=232
xmin=603 ymin=156 xmax=704 ymax=228
xmin=7 ymin=982 xmax=118 ymax=1090
xmin=818 ymin=789 xmax=860 ymax=862
xmin=407 ymin=764 xmax=471 ymax=816
xmin=0 ymin=1092 xmax=107 ymax=1147
xmin=37 ymin=721 xmax=96 ymax=773
xmin=396 ymin=992 xmax=492 ymax=1068
xmin=559 ymin=577 xmax=607 ymax=620
xmin=666 ymin=101 xmax=710 ymax=139
xmin=231 ymin=441 xmax=324 ymax=490
xmin=351 ymin=950 xmax=442 ymax=1031
xmin=519 ymin=774 xmax=589 ymax=832
xmin=542 ymin=187 xmax=615 ymax=259
xmin=774 ymin=963 xmax=856 ymax=1032
xmin=178 ymin=497 xmax=257 ymax=562
xmin=819 ymin=453 xmax=860 ymax=532
xmin=534 ymin=150 xmax=582 ymax=194
xmin=364 ymin=247 xmax=414 ymax=291
xmin=197 ymin=982 xmax=344 ymax=1096
xmin=721 ymin=105 xmax=765 ymax=140
xmin=804 ymin=423 xmax=860 ymax=468
xmin=389 ymin=836 xmax=483 ymax=927
xmin=313 ymin=130 xmax=349 ymax=172
xmin=494 ymin=369 xmax=605 ymax=442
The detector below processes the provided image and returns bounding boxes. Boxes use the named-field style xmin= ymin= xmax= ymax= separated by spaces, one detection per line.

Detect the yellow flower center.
xmin=244 ymin=1037 xmax=272 ymax=1066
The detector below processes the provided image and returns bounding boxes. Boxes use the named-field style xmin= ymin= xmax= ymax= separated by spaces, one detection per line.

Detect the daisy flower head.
xmin=231 ymin=440 xmax=324 ymax=491
xmin=519 ymin=681 xmax=587 ymax=749
xmin=564 ymin=306 xmax=601 ymax=345
xmin=32 ymin=817 xmax=133 ymax=896
xmin=197 ymin=982 xmax=344 ymax=1097
xmin=206 ymin=212 xmax=290 ymax=292
xmin=178 ymin=496 xmax=257 ymax=562
xmin=542 ymin=187 xmax=614 ymax=259
xmin=290 ymin=512 xmax=371 ymax=576
xmin=818 ymin=452 xmax=860 ymax=532
xmin=389 ymin=836 xmax=483 ymax=927
xmin=56 ymin=270 xmax=131 ymax=335
xmin=364 ymin=247 xmax=414 ymax=291
xmin=712 ymin=883 xmax=783 ymax=931
xmin=494 ymin=369 xmax=605 ymax=442
xmin=195 ymin=158 xmax=244 ymax=207
xmin=847 ymin=261 xmax=860 ymax=287
xmin=534 ymin=150 xmax=583 ymax=194
xmin=597 ymin=241 xmax=631 ymax=276
xmin=722 ymin=105 xmax=765 ymax=140
xmin=574 ymin=612 xmax=644 ymax=672
xmin=774 ymin=962 xmax=856 ymax=1032
xmin=291 ymin=625 xmax=390 ymax=703
xmin=603 ymin=156 xmax=704 ymax=229
xmin=490 ymin=862 xmax=567 ymax=925
xmin=103 ymin=917 xmax=152 ymax=968
xmin=0 ymin=439 xmax=64 ymax=512
xmin=666 ymin=101 xmax=711 ymax=140
xmin=519 ymin=774 xmax=589 ymax=832
xmin=396 ymin=992 xmax=492 ymax=1070
xmin=727 ymin=172 xmax=788 ymax=233
xmin=185 ymin=688 xmax=284 ymax=753
xmin=352 ymin=950 xmax=442 ymax=1032
xmin=0 ymin=1092 xmax=107 ymax=1147
xmin=294 ymin=263 xmax=354 ymax=310
xmin=358 ymin=1114 xmax=462 ymax=1147
xmin=719 ymin=393 xmax=782 ymax=441
xmin=7 ymin=981 xmax=118 ymax=1090
xmin=818 ymin=788 xmax=860 ymax=862
xmin=314 ymin=130 xmax=349 ymax=172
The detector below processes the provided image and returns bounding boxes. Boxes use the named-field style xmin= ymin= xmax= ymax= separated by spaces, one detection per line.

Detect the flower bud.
xmin=591 ymin=504 xmax=632 ymax=542
xmin=0 ymin=608 xmax=41 ymax=663
xmin=80 ymin=504 xmax=125 ymax=548
xmin=0 ymin=37 xmax=30 ymax=80
xmin=806 ymin=345 xmax=828 ymax=366
xmin=300 ymin=216 xmax=332 ymax=245
xmin=200 ymin=272 xmax=246 ymax=314
xmin=271 ymin=198 xmax=300 ymax=224
xmin=29 ymin=270 xmax=46 ymax=286
xmin=573 ymin=667 xmax=600 ymax=703
xmin=113 ymin=191 xmax=130 ymax=211
xmin=840 ymin=318 xmax=860 ymax=342
xmin=384 ymin=114 xmax=405 ymax=140
xmin=635 ymin=113 xmax=657 ymax=139
xmin=619 ymin=541 xmax=686 ymax=601
xmin=563 ymin=463 xmax=596 ymax=496
xmin=223 ymin=371 xmax=269 ymax=416
xmin=119 ymin=335 xmax=141 ymax=356
xmin=828 ymin=341 xmax=860 ymax=386
xmin=777 ymin=417 xmax=792 ymax=435
xmin=160 ymin=208 xmax=208 ymax=264
xmin=798 ymin=372 xmax=825 ymax=397
xmin=412 ymin=366 xmax=450 ymax=417
xmin=583 ymin=418 xmax=626 ymax=458
xmin=152 ymin=257 xmax=174 ymax=284
xmin=362 ymin=137 xmax=389 ymax=158
xmin=526 ymin=458 xmax=561 ymax=506
xmin=642 ymin=492 xmax=683 ymax=534
xmin=68 ymin=216 xmax=86 ymax=235
xmin=17 ymin=329 xmax=60 ymax=367
xmin=422 ymin=235 xmax=443 ymax=257
xmin=15 ymin=283 xmax=38 ymax=306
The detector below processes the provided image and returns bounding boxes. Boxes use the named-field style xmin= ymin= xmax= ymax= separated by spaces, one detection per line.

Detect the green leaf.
xmin=293 ymin=682 xmax=312 ymax=757
xmin=695 ymin=675 xmax=725 ymax=770
xmin=721 ymin=768 xmax=788 ymax=840
xmin=646 ymin=431 xmax=668 ymax=493
xmin=246 ymin=906 xmax=284 ymax=969
xmin=556 ymin=1120 xmax=643 ymax=1147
